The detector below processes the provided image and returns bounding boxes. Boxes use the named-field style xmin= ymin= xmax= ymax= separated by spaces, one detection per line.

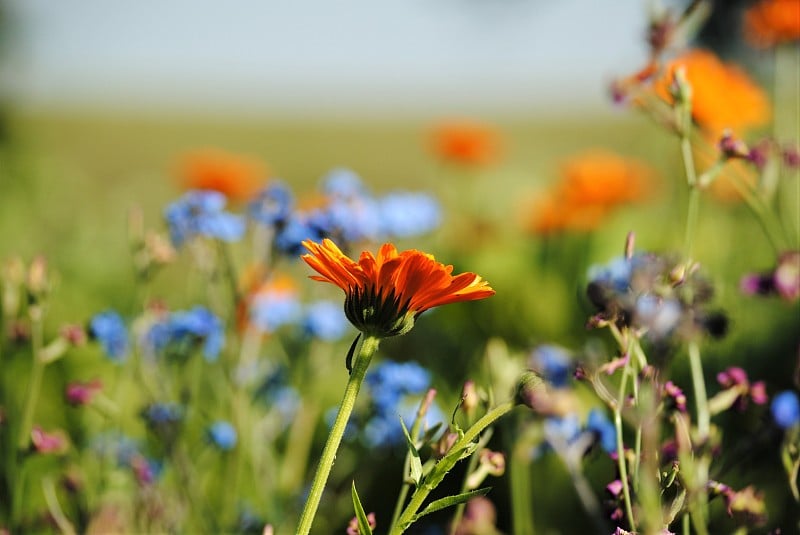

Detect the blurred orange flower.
xmin=525 ymin=150 xmax=656 ymax=235
xmin=744 ymin=0 xmax=800 ymax=48
xmin=176 ymin=148 xmax=268 ymax=202
xmin=655 ymin=49 xmax=771 ymax=137
xmin=429 ymin=120 xmax=501 ymax=166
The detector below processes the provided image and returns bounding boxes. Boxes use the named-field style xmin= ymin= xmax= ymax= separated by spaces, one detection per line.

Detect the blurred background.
xmin=0 ymin=0 xmax=798 ymax=532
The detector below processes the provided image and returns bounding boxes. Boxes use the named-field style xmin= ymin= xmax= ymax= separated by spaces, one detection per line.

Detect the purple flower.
xmin=89 ymin=310 xmax=129 ymax=362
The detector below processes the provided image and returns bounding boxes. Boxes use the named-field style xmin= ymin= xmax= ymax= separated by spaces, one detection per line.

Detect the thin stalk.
xmin=448 ymin=428 xmax=494 ymax=535
xmin=614 ymin=347 xmax=637 ymax=532
xmin=390 ymin=395 xmax=434 ymax=531
xmin=17 ymin=308 xmax=45 ymax=450
xmin=683 ymin=187 xmax=701 ymax=264
xmin=42 ymin=477 xmax=76 ymax=535
xmin=390 ymin=401 xmax=515 ymax=535
xmin=688 ymin=340 xmax=710 ymax=534
xmin=296 ymin=335 xmax=381 ymax=535
xmin=509 ymin=438 xmax=535 ymax=535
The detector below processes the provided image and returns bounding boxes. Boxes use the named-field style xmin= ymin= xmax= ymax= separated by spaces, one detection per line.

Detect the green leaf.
xmin=400 ymin=417 xmax=423 ymax=486
xmin=351 ymin=481 xmax=373 ymax=535
xmin=413 ymin=488 xmax=492 ymax=520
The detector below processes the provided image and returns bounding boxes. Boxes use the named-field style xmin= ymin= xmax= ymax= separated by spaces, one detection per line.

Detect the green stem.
xmin=683 ymin=186 xmax=701 ymax=265
xmin=688 ymin=341 xmax=710 ymax=534
xmin=17 ymin=308 xmax=45 ymax=451
xmin=390 ymin=400 xmax=515 ymax=535
xmin=614 ymin=347 xmax=637 ymax=532
xmin=448 ymin=428 xmax=494 ymax=535
xmin=509 ymin=439 xmax=535 ymax=535
xmin=390 ymin=394 xmax=433 ymax=531
xmin=296 ymin=335 xmax=380 ymax=535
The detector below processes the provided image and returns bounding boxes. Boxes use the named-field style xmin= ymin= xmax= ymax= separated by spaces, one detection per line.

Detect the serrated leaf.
xmin=413 ymin=488 xmax=492 ymax=520
xmin=400 ymin=417 xmax=423 ymax=486
xmin=351 ymin=481 xmax=373 ymax=535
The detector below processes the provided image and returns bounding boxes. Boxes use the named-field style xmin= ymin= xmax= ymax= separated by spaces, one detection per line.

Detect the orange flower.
xmin=301 ymin=239 xmax=494 ymax=337
xmin=176 ymin=148 xmax=267 ymax=202
xmin=525 ymin=150 xmax=655 ymax=235
xmin=656 ymin=50 xmax=770 ymax=137
xmin=430 ymin=121 xmax=501 ymax=166
xmin=744 ymin=0 xmax=800 ymax=48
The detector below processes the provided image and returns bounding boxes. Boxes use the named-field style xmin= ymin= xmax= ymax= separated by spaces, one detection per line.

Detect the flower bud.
xmin=515 ymin=371 xmax=546 ymax=409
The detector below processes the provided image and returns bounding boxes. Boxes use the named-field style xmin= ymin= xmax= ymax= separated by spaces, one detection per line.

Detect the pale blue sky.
xmin=3 ymin=0 xmax=651 ymax=117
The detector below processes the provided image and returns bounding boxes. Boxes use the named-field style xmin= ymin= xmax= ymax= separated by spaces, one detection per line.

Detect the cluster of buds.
xmin=708 ymin=481 xmax=768 ymax=527
xmin=718 ymin=132 xmax=800 ymax=173
xmin=709 ymin=367 xmax=768 ymax=414
xmin=740 ymin=251 xmax=800 ymax=302
xmin=586 ymin=250 xmax=727 ymax=343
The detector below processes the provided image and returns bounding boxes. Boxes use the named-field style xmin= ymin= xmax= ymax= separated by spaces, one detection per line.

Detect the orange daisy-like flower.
xmin=301 ymin=239 xmax=495 ymax=337
xmin=655 ymin=49 xmax=771 ymax=137
xmin=176 ymin=148 xmax=267 ymax=202
xmin=744 ymin=0 xmax=800 ymax=48
xmin=525 ymin=150 xmax=656 ymax=235
xmin=429 ymin=120 xmax=501 ymax=167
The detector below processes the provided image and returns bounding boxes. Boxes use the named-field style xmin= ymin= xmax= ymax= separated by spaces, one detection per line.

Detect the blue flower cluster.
xmin=249 ymin=169 xmax=441 ymax=256
xmin=146 ymin=306 xmax=225 ymax=361
xmin=363 ymin=360 xmax=443 ymax=448
xmin=249 ymin=288 xmax=303 ymax=334
xmin=301 ymin=300 xmax=350 ymax=341
xmin=89 ymin=310 xmax=129 ymax=362
xmin=165 ymin=190 xmax=246 ymax=247
xmin=587 ymin=252 xmax=726 ymax=341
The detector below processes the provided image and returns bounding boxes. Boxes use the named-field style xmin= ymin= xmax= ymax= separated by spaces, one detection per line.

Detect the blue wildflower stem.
xmin=296 ymin=334 xmax=381 ymax=535
xmin=389 ymin=400 xmax=516 ymax=535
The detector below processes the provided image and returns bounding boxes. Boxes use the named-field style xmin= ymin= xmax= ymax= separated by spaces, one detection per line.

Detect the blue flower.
xmin=89 ymin=310 xmax=129 ymax=362
xmin=587 ymin=256 xmax=636 ymax=292
xmin=366 ymin=361 xmax=431 ymax=414
xmin=208 ymin=421 xmax=238 ymax=451
xmin=586 ymin=409 xmax=617 ymax=453
xmin=325 ymin=196 xmax=382 ymax=243
xmin=301 ymin=300 xmax=349 ymax=341
xmin=146 ymin=306 xmax=225 ymax=361
xmin=771 ymin=390 xmax=800 ymax=429
xmin=248 ymin=181 xmax=294 ymax=226
xmin=142 ymin=402 xmax=184 ymax=426
xmin=250 ymin=289 xmax=302 ymax=333
xmin=320 ymin=168 xmax=368 ymax=198
xmin=274 ymin=215 xmax=327 ymax=257
xmin=634 ymin=295 xmax=682 ymax=339
xmin=164 ymin=190 xmax=246 ymax=247
xmin=363 ymin=397 xmax=445 ymax=448
xmin=378 ymin=192 xmax=441 ymax=238
xmin=529 ymin=345 xmax=572 ymax=388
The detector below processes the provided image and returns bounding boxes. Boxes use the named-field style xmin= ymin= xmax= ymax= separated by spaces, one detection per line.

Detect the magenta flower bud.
xmin=717 ymin=367 xmax=748 ymax=388
xmin=31 ymin=426 xmax=69 ymax=455
xmin=749 ymin=381 xmax=768 ymax=405
xmin=747 ymin=140 xmax=772 ymax=169
xmin=60 ymin=324 xmax=87 ymax=346
xmin=774 ymin=251 xmax=800 ymax=301
xmin=65 ymin=379 xmax=103 ymax=406
xmin=664 ymin=381 xmax=687 ymax=412
xmin=346 ymin=512 xmax=376 ymax=535
xmin=783 ymin=145 xmax=800 ymax=168
xmin=719 ymin=130 xmax=749 ymax=159
xmin=606 ymin=479 xmax=624 ymax=497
